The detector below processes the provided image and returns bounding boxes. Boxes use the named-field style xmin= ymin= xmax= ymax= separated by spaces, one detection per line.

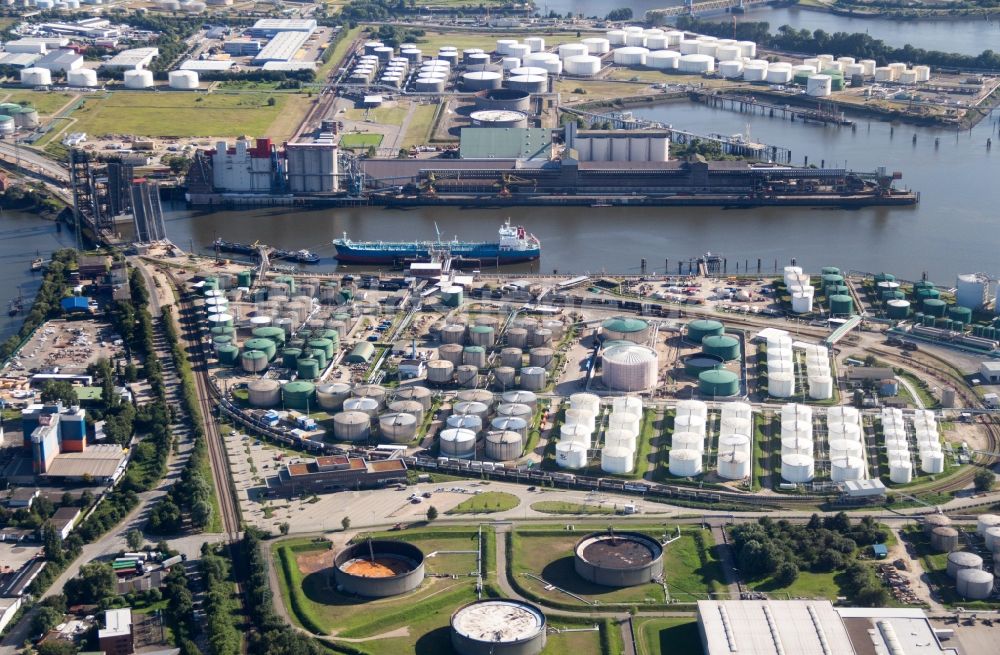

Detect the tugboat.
xmin=30 ymin=256 xmax=44 ymax=271
xmin=272 ymin=248 xmax=321 ymax=264
xmin=332 ymin=219 xmax=541 ymax=265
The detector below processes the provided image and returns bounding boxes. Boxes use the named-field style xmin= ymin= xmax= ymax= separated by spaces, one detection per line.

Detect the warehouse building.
xmin=697 ymin=600 xmax=956 ymax=655
xmin=979 ymin=361 xmax=1000 ymax=384
xmin=564 ymin=123 xmax=669 ymax=163
xmin=210 ymin=137 xmax=282 ymax=193
xmin=0 ymin=53 xmax=41 ymax=68
xmin=262 ymin=61 xmax=316 ymax=72
xmin=22 ymin=402 xmax=127 ymax=482
xmin=276 ymin=455 xmax=406 ymax=494
xmin=248 ymin=18 xmax=317 ymax=38
xmin=32 ymin=49 xmax=83 ymax=73
xmin=103 ymin=47 xmax=158 ymax=70
xmin=4 ymin=38 xmax=69 ymax=54
xmin=459 ymin=128 xmax=552 ymax=160
xmin=253 ymin=30 xmax=310 ymax=64
xmin=222 ymin=39 xmax=262 ymax=56
xmin=285 ymin=140 xmax=339 ymax=193
xmin=180 ymin=59 xmax=233 ymax=72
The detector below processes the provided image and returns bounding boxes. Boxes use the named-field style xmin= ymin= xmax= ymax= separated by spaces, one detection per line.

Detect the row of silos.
xmin=825 ymin=405 xmax=866 ymax=483
xmin=766 ymin=332 xmax=795 ymax=399
xmin=600 ymin=396 xmax=643 ymax=475
xmin=716 ymin=402 xmax=753 ymax=480
xmin=780 ymin=403 xmax=815 ymax=483
xmin=912 ymin=409 xmax=945 ymax=474
xmin=881 ymin=407 xmax=913 ymax=484
xmin=800 ymin=342 xmax=833 ymax=400
xmin=785 ymin=266 xmax=815 ymax=314
xmin=669 ymin=400 xmax=707 ymax=477
xmin=555 ymin=393 xmax=597 ymax=469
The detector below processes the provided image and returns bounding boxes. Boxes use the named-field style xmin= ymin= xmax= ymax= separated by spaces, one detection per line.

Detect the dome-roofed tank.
xmin=602 ymin=316 xmax=650 ymax=343
xmin=946 ymin=551 xmax=983 ymax=578
xmin=316 ymin=383 xmax=352 ymax=411
xmin=956 ymin=568 xmax=994 ymax=600
xmin=334 ymin=411 xmax=371 ymax=441
xmin=702 ymin=334 xmax=740 ymax=361
xmin=698 ymin=370 xmax=739 ymax=397
xmin=485 ymin=430 xmax=522 ymax=461
xmin=686 ymin=319 xmax=724 ymax=343
xmin=282 ymin=381 xmax=315 ymax=411
xmin=602 ymin=343 xmax=658 ymax=391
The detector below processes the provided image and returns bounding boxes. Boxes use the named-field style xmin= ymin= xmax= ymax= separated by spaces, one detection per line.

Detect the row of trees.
xmin=202 ymin=544 xmax=240 ymax=655
xmin=731 ymin=514 xmax=889 ymax=605
xmin=676 ymin=16 xmax=1000 ymax=70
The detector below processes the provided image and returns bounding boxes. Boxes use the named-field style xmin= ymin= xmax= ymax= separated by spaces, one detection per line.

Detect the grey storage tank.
xmin=469 ymin=109 xmax=527 ymax=128
xmin=520 ymin=366 xmax=546 ymax=391
xmin=456 ymin=364 xmax=480 ymax=388
xmin=334 ymin=540 xmax=425 ymax=597
xmin=573 ymin=531 xmax=664 ymax=587
xmin=494 ymin=366 xmax=516 ymax=388
xmin=475 ymin=88 xmax=531 ymax=113
xmin=956 ymin=568 xmax=994 ymax=600
xmin=946 ymin=551 xmax=983 ymax=579
xmin=485 ymin=430 xmax=523 ymax=461
xmin=500 ymin=347 xmax=524 ymax=368
xmin=930 ymin=526 xmax=960 ymax=553
xmin=393 ymin=385 xmax=433 ymax=410
xmin=379 ymin=412 xmax=419 ymax=443
xmin=451 ymin=599 xmax=546 ymax=655
xmin=316 ymin=382 xmax=352 ymax=411
xmin=333 ymin=411 xmax=372 ymax=441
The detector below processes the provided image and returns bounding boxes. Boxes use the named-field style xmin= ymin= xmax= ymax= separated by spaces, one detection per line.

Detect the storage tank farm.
xmin=669 ymin=400 xmax=707 ymax=477
xmin=716 ymin=402 xmax=753 ymax=480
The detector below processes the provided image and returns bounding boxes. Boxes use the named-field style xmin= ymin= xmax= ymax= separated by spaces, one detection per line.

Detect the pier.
xmin=690 ymin=91 xmax=855 ymax=126
xmin=646 ymin=0 xmax=775 ymax=21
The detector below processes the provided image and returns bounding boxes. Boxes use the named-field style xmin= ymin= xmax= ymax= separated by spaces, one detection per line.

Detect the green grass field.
xmin=66 ymin=91 xmax=312 ymax=139
xmin=636 ymin=618 xmax=700 ymax=655
xmin=748 ymin=569 xmax=844 ymax=600
xmin=339 ymin=133 xmax=383 ymax=149
xmin=446 ymin=491 xmax=520 ymax=514
xmin=511 ymin=526 xmax=724 ymax=606
xmin=345 ymin=105 xmax=408 ymax=126
xmin=274 ymin=530 xmax=489 ymax=646
xmin=530 ymin=501 xmax=615 ymax=515
xmin=402 ymin=103 xmax=438 ymax=148
xmin=1 ymin=90 xmax=76 ymax=115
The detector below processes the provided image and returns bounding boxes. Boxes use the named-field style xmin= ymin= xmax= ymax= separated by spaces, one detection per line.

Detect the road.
xmin=897 ymin=374 xmax=926 ymax=410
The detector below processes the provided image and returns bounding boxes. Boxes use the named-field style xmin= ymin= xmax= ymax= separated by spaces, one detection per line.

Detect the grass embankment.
xmin=510 ymin=526 xmax=724 ymax=607
xmin=636 ymin=617 xmax=700 ymax=655
xmin=401 ymin=103 xmax=438 ymax=149
xmin=345 ymin=106 xmax=408 ymax=126
xmin=446 ymin=491 xmax=520 ymax=514
xmin=339 ymin=133 xmax=383 ymax=149
xmin=66 ymin=91 xmax=312 ymax=139
xmin=530 ymin=501 xmax=615 ymax=515
xmin=2 ymin=90 xmax=77 ymax=115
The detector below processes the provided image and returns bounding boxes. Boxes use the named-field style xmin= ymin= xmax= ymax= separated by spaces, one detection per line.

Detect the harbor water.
xmin=164 ymin=102 xmax=996 ymax=283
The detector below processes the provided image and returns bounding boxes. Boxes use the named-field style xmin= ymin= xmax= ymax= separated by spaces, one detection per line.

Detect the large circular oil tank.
xmin=947 ymin=551 xmax=983 ymax=579
xmin=686 ymin=319 xmax=724 ymax=343
xmin=393 ymin=385 xmax=433 ymax=410
xmin=930 ymin=526 xmax=960 ymax=553
xmin=334 ymin=540 xmax=425 ymax=597
xmin=475 ymin=87 xmax=531 ymax=113
xmin=379 ymin=412 xmax=418 ymax=443
xmin=702 ymin=334 xmax=740 ymax=361
xmin=316 ymin=383 xmax=352 ymax=411
xmin=427 ymin=359 xmax=455 ymax=385
xmin=485 ymin=430 xmax=522 ymax=461
xmin=333 ymin=411 xmax=371 ymax=441
xmin=698 ymin=370 xmax=739 ymax=397
xmin=469 ymin=109 xmax=527 ymax=128
xmin=451 ymin=600 xmax=546 ymax=655
xmin=923 ymin=514 xmax=953 ymax=534
xmin=247 ymin=379 xmax=280 ymax=407
xmin=574 ymin=531 xmax=663 ymax=587
xmin=519 ymin=366 xmax=546 ymax=391
xmin=956 ymin=569 xmax=994 ymax=600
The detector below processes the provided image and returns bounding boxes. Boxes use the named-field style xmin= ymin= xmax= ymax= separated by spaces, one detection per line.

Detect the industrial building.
xmin=979 ymin=361 xmax=1000 ymax=384
xmin=222 ymin=39 xmax=262 ymax=56
xmin=33 ymin=49 xmax=83 ymax=73
xmin=209 ymin=137 xmax=283 ymax=194
xmin=4 ymin=38 xmax=69 ymax=54
xmin=0 ymin=53 xmax=41 ymax=68
xmin=696 ymin=600 xmax=957 ymax=655
xmin=565 ymin=123 xmax=670 ymax=163
xmin=276 ymin=454 xmax=406 ymax=493
xmin=98 ymin=608 xmax=134 ymax=655
xmin=248 ymin=19 xmax=317 ymax=38
xmin=180 ymin=59 xmax=233 ymax=72
xmin=21 ymin=402 xmax=128 ymax=482
xmin=459 ymin=128 xmax=552 ymax=160
xmin=285 ymin=141 xmax=339 ymax=193
xmin=253 ymin=30 xmax=310 ymax=64
xmin=262 ymin=61 xmax=316 ymax=72
xmin=102 ymin=47 xmax=158 ymax=70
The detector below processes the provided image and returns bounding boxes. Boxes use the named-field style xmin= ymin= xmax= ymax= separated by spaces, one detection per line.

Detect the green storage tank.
xmin=308 ymin=338 xmax=334 ymax=359
xmin=922 ymin=314 xmax=935 ymax=327
xmin=702 ymin=334 xmax=740 ymax=361
xmin=297 ymin=358 xmax=320 ymax=380
xmin=340 ymin=288 xmax=354 ymax=303
xmin=282 ymin=348 xmax=302 ymax=368
xmin=237 ymin=270 xmax=253 ymax=288
xmin=686 ymin=319 xmax=725 ymax=343
xmin=916 ymin=287 xmax=940 ymax=301
xmin=210 ymin=326 xmax=236 ymax=337
xmin=934 ymin=317 xmax=951 ymax=329
xmin=948 ymin=306 xmax=972 ymax=324
xmin=974 ymin=325 xmax=985 ymax=337
xmin=922 ymin=298 xmax=947 ymax=317
xmin=334 ymin=312 xmax=352 ymax=321
xmin=952 ymin=320 xmax=966 ymax=332
xmin=318 ymin=329 xmax=340 ymax=342
xmin=310 ymin=349 xmax=328 ymax=368
xmin=212 ymin=335 xmax=233 ymax=347
xmin=793 ymin=71 xmax=812 ymax=85
xmin=886 ymin=299 xmax=911 ymax=319
xmin=683 ymin=354 xmax=724 ymax=376
xmin=441 ymin=287 xmax=463 ymax=307
xmin=986 ymin=327 xmax=996 ymax=339
xmin=821 ymin=273 xmax=844 ymax=287
xmin=874 ymin=273 xmax=896 ymax=283
xmin=282 ymin=380 xmax=315 ymax=409
xmin=698 ymin=369 xmax=740 ymax=397
xmin=821 ymin=266 xmax=841 ymax=275
xmin=275 ymin=275 xmax=297 ymax=294
xmin=912 ymin=312 xmax=924 ymax=322
xmin=882 ymin=290 xmax=905 ymax=301
xmin=253 ymin=326 xmax=286 ymax=346
xmin=244 ymin=338 xmax=277 ymax=361
xmin=217 ymin=344 xmax=240 ymax=366
xmin=201 ymin=278 xmax=219 ymax=293
xmin=829 ymin=294 xmax=854 ymax=315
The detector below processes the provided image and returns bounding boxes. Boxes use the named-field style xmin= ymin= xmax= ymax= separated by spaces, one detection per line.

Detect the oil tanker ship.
xmin=332 ymin=220 xmax=540 ymax=265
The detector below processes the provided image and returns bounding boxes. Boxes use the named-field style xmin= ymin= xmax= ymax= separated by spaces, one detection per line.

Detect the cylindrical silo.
xmin=440 ymin=428 xmax=476 ymax=459
xmin=334 ymin=411 xmax=371 ymax=441
xmin=456 ymin=365 xmax=479 ymax=388
xmin=485 ymin=430 xmax=522 ymax=461
xmin=427 ymin=359 xmax=454 ymax=385
xmin=379 ymin=412 xmax=418 ymax=443
xmin=669 ymin=449 xmax=702 ymax=477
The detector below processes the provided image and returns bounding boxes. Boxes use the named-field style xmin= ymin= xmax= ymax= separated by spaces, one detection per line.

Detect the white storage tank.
xmin=830 ymin=456 xmax=866 ymax=482
xmin=124 ymin=69 xmax=154 ymax=89
xmin=495 ymin=39 xmax=518 ymax=55
xmin=646 ymin=50 xmax=681 ymax=70
xmin=743 ymin=60 xmax=768 ymax=82
xmin=678 ymin=54 xmax=714 ymax=74
xmin=828 ymin=439 xmax=863 ymax=460
xmin=570 ymin=392 xmax=601 ymax=415
xmin=613 ymin=47 xmax=649 ymax=67
xmin=889 ymin=62 xmax=907 ymax=76
xmin=20 ymin=68 xmax=52 ymax=87
xmin=168 ymin=70 xmax=199 ymax=90
xmin=769 ymin=372 xmax=795 ymax=398
xmin=984 ymin=525 xmax=1000 ymax=551
xmin=646 ymin=34 xmax=669 ymax=50
xmin=678 ymin=39 xmax=700 ymax=55
xmin=440 ymin=428 xmax=477 ymax=459
xmin=556 ymin=441 xmax=588 ymax=469
xmin=664 ymin=31 xmax=684 ymax=47
xmin=899 ymin=69 xmax=918 ymax=84
xmin=606 ymin=30 xmax=627 ymax=46
xmin=605 ymin=429 xmax=637 ymax=452
xmin=558 ymin=43 xmax=589 ymax=60
xmin=67 ymin=68 xmax=98 ymax=87
xmin=582 ymin=37 xmax=610 ymax=54
xmin=609 ymin=413 xmax=640 ymax=436
xmin=624 ymin=32 xmax=647 ymax=47
xmin=501 ymin=57 xmax=521 ymax=71
xmin=672 ymin=432 xmax=704 ymax=453
xmin=564 ymin=55 xmax=601 ymax=76
xmin=736 ymin=41 xmax=757 ymax=58
xmin=716 ymin=45 xmax=741 ymax=61
xmin=344 ymin=397 xmax=379 ymax=418
xmin=888 ymin=457 xmax=913 ymax=484
xmin=956 ymin=569 xmax=994 ymax=600
xmin=874 ymin=66 xmax=895 ymax=82
xmin=781 ymin=454 xmax=814 ymax=483
xmin=508 ymin=43 xmax=531 ymax=60
xmin=524 ymin=37 xmax=545 ymax=52
xmin=602 ymin=343 xmax=658 ymax=391
xmin=564 ymin=409 xmax=596 ymax=435
xmin=718 ymin=434 xmax=751 ymax=454
xmin=717 ymin=450 xmax=751 ymax=480
xmin=976 ymin=514 xmax=1000 ymax=537
xmin=669 ymin=449 xmax=703 ymax=477
xmin=921 ymin=451 xmax=945 ymax=474
xmin=946 ymin=551 xmax=983 ymax=578
xmin=859 ymin=59 xmax=877 ymax=75
xmin=808 ymin=375 xmax=833 ymax=399
xmin=601 ymin=447 xmax=634 ymax=475
xmin=695 ymin=41 xmax=718 ymax=57
xmin=612 ymin=396 xmax=642 ymax=417
xmin=485 ymin=430 xmax=522 ymax=461
xmin=914 ymin=65 xmax=931 ymax=82
xmin=765 ymin=63 xmax=793 ymax=84
xmin=719 ymin=60 xmax=744 ymax=79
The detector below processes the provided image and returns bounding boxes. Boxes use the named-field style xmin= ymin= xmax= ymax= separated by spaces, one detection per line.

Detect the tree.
xmin=37 ymin=643 xmax=77 ymax=655
xmin=31 ymin=606 xmax=63 ymax=637
xmin=774 ymin=561 xmax=799 ymax=586
xmin=42 ymin=523 xmax=64 ymax=564
xmin=605 ymin=8 xmax=632 ymax=21
xmin=40 ymin=380 xmax=77 ymax=406
xmin=341 ymin=516 xmax=351 ymax=531
xmin=126 ymin=528 xmax=144 ymax=551
xmin=65 ymin=562 xmax=115 ymax=605
xmin=974 ymin=468 xmax=995 ymax=492
xmin=279 ymin=522 xmax=290 ymax=536
xmin=426 ymin=506 xmax=438 ymax=521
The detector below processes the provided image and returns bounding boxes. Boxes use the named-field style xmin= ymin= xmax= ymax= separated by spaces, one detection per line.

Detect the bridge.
xmin=647 ymin=0 xmax=775 ymax=21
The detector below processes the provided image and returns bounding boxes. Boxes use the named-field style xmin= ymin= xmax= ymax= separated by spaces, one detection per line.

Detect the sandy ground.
xmin=297 ymin=548 xmax=334 ymax=575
